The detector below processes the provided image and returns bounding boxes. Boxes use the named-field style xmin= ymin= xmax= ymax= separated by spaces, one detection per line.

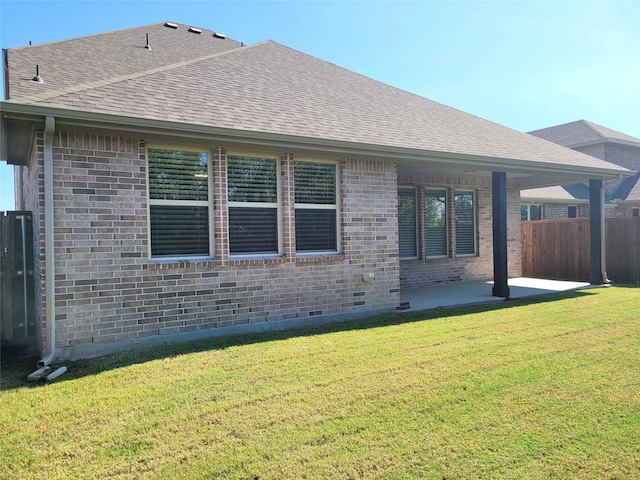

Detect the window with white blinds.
xmin=294 ymin=161 xmax=338 ymax=252
xmin=228 ymin=154 xmax=279 ymax=255
xmin=455 ymin=191 xmax=476 ymax=256
xmin=397 ymin=188 xmax=417 ymax=259
xmin=425 ymin=190 xmax=448 ymax=257
xmin=148 ymin=148 xmax=211 ymax=258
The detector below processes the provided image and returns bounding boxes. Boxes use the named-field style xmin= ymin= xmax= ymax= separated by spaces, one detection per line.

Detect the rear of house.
xmin=1 ymin=22 xmax=630 ymax=361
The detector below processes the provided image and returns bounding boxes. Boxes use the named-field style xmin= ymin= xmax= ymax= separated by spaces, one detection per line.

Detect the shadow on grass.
xmin=2 ymin=286 xmax=631 ymax=391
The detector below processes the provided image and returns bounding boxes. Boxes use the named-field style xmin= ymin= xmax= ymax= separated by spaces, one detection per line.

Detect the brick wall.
xmin=37 ymin=130 xmax=400 ymax=359
xmin=397 ymin=171 xmax=522 ymax=288
xmin=21 ymin=132 xmax=45 ymax=353
xmin=603 ymin=144 xmax=639 ymax=172
xmin=27 ymin=127 xmax=531 ymax=359
xmin=542 ymin=203 xmax=590 ymax=219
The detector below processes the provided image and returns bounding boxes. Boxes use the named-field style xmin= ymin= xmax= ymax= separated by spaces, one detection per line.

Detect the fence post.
xmin=589 ymin=179 xmax=609 ymax=285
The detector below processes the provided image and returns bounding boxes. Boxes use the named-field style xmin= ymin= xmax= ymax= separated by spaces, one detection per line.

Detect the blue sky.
xmin=1 ymin=0 xmax=639 ymax=210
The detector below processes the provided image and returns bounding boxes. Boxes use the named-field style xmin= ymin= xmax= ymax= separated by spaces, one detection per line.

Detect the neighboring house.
xmin=0 ymin=22 xmax=631 ymax=362
xmin=521 ymin=120 xmax=640 ymax=219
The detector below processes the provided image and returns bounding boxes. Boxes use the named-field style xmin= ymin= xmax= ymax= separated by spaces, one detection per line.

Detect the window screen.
xmin=228 ymin=155 xmax=279 ymax=255
xmin=148 ymin=148 xmax=210 ymax=257
xmin=522 ymin=204 xmax=542 ymax=221
xmin=425 ymin=190 xmax=448 ymax=257
xmin=455 ymin=191 xmax=475 ymax=255
xmin=398 ymin=188 xmax=417 ymax=258
xmin=294 ymin=161 xmax=338 ymax=252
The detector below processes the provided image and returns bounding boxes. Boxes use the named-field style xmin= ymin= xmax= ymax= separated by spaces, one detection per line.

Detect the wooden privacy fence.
xmin=521 ymin=217 xmax=640 ymax=285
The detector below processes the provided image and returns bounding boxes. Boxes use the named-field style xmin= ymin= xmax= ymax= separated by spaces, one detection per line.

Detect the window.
xmin=633 ymin=208 xmax=639 ymax=217
xmin=148 ymin=148 xmax=211 ymax=258
xmin=425 ymin=190 xmax=448 ymax=257
xmin=455 ymin=191 xmax=476 ymax=256
xmin=521 ymin=204 xmax=542 ymax=221
xmin=294 ymin=160 xmax=338 ymax=253
xmin=397 ymin=188 xmax=417 ymax=259
xmin=227 ymin=154 xmax=279 ymax=255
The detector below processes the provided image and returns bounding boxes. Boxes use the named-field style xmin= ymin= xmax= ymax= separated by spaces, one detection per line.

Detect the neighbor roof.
xmin=611 ymin=173 xmax=640 ymax=203
xmin=529 ymin=120 xmax=640 ymax=147
xmin=521 ymin=184 xmax=590 ymax=202
xmin=1 ymin=22 xmax=631 ymax=182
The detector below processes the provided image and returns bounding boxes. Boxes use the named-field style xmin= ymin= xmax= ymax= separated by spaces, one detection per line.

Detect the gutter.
xmin=28 ymin=116 xmax=66 ymax=381
xmin=0 ymin=102 xmax=632 ymax=180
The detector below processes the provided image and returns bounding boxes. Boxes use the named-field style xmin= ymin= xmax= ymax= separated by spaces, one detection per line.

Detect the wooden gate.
xmin=0 ymin=211 xmax=35 ymax=341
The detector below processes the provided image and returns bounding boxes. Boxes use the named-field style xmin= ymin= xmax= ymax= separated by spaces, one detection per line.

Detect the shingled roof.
xmin=521 ymin=184 xmax=590 ymax=202
xmin=1 ymin=22 xmax=632 ymax=184
xmin=529 ymin=120 xmax=640 ymax=147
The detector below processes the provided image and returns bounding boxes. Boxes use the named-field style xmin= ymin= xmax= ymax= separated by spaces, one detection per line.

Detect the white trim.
xmin=425 ymin=188 xmax=450 ymax=259
xmin=521 ymin=203 xmax=542 ymax=221
xmin=453 ymin=189 xmax=477 ymax=257
xmin=397 ymin=186 xmax=418 ymax=260
xmin=1 ymin=103 xmax=631 ymax=181
xmin=293 ymin=158 xmax=340 ymax=254
xmin=146 ymin=145 xmax=213 ymax=259
xmin=226 ymin=152 xmax=282 ymax=255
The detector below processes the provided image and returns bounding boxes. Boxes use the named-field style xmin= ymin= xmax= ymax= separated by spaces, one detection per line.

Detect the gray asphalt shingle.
xmin=4 ymin=22 xmax=631 ymax=175
xmin=529 ymin=120 xmax=640 ymax=146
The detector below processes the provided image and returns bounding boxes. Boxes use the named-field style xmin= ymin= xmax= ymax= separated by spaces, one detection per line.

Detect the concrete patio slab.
xmin=400 ymin=277 xmax=592 ymax=312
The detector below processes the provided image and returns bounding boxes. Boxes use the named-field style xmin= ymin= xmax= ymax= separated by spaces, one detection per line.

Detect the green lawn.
xmin=1 ymin=286 xmax=639 ymax=479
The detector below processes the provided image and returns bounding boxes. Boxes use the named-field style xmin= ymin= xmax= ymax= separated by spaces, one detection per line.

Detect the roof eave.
xmin=520 ymin=195 xmax=590 ymax=204
xmin=0 ymin=102 xmax=632 ymax=182
xmin=564 ymin=138 xmax=640 ymax=149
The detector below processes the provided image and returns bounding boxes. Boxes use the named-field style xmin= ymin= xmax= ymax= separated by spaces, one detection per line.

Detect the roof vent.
xmin=145 ymin=33 xmax=151 ymax=50
xmin=32 ymin=65 xmax=44 ymax=83
xmin=188 ymin=27 xmax=202 ymax=34
xmin=213 ymin=32 xmax=226 ymax=39
xmin=164 ymin=22 xmax=178 ymax=29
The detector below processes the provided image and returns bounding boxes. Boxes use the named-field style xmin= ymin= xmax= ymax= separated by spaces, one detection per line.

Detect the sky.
xmin=1 ymin=0 xmax=639 ymax=210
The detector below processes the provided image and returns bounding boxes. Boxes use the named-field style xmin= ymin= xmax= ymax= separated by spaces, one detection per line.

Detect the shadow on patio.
xmin=400 ymin=277 xmax=595 ymax=311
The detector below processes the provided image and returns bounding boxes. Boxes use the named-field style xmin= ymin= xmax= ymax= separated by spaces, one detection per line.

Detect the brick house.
xmin=0 ymin=23 xmax=630 ymax=362
xmin=521 ymin=120 xmax=640 ymax=219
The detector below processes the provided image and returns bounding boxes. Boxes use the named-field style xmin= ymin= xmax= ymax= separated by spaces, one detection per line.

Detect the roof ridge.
xmin=580 ymin=119 xmax=607 ymax=139
xmin=9 ymin=41 xmax=263 ymax=104
xmin=6 ymin=21 xmax=170 ymax=51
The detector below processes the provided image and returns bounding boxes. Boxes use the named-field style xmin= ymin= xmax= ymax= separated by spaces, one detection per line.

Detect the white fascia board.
xmin=565 ymin=138 xmax=640 ymax=149
xmin=0 ymin=101 xmax=633 ymax=180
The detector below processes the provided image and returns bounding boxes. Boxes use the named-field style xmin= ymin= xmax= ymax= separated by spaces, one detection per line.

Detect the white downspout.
xmin=39 ymin=115 xmax=56 ymax=366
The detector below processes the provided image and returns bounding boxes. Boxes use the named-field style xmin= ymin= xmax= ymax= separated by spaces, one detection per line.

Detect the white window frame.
xmin=425 ymin=188 xmax=450 ymax=259
xmin=227 ymin=152 xmax=282 ymax=257
xmin=521 ymin=204 xmax=542 ymax=221
xmin=146 ymin=145 xmax=214 ymax=260
xmin=454 ymin=190 xmax=477 ymax=257
xmin=397 ymin=186 xmax=418 ymax=260
xmin=294 ymin=158 xmax=340 ymax=255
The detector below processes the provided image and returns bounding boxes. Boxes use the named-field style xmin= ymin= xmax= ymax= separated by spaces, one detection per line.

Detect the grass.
xmin=1 ymin=286 xmax=639 ymax=479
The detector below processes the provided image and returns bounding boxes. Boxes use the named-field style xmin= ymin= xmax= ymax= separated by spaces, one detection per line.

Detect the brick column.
xmin=281 ymin=153 xmax=295 ymax=259
xmin=213 ymin=147 xmax=228 ymax=264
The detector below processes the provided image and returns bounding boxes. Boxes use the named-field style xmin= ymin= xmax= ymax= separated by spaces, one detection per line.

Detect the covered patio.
xmin=400 ymin=277 xmax=593 ymax=312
